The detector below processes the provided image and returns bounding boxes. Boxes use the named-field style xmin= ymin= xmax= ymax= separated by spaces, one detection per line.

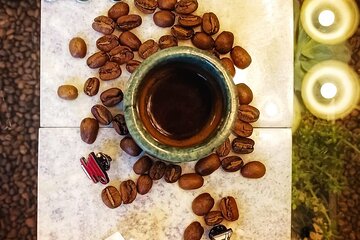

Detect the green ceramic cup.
xmin=124 ymin=46 xmax=238 ymax=162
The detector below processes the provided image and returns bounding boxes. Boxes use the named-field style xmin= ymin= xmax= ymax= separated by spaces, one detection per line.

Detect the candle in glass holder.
xmin=300 ymin=0 xmax=359 ymax=44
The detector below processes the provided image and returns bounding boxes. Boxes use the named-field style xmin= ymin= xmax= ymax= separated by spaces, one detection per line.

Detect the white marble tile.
xmin=38 ymin=128 xmax=291 ymax=240
xmin=40 ymin=0 xmax=293 ymax=128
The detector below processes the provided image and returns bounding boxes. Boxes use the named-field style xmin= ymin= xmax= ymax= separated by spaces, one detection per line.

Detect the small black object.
xmin=209 ymin=224 xmax=233 ymax=240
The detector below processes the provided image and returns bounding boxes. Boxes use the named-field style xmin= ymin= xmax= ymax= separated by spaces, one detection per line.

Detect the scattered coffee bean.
xmin=158 ymin=0 xmax=177 ymax=10
xmin=87 ymin=51 xmax=109 ymax=69
xmin=120 ymin=136 xmax=142 ymax=156
xmin=216 ymin=138 xmax=231 ymax=157
xmin=99 ymin=61 xmax=122 ymax=81
xmin=219 ymin=196 xmax=239 ymax=221
xmin=149 ymin=161 xmax=167 ymax=180
xmin=80 ymin=118 xmax=99 ymax=144
xmin=96 ymin=35 xmax=119 ymax=52
xmin=91 ymin=104 xmax=113 ymax=125
xmin=83 ymin=77 xmax=100 ymax=96
xmin=164 ymin=164 xmax=182 ymax=183
xmin=100 ymin=87 xmax=123 ymax=107
xmin=221 ymin=156 xmax=243 ymax=172
xmin=108 ymin=2 xmax=130 ymax=20
xmin=92 ymin=16 xmax=115 ymax=35
xmin=57 ymin=85 xmax=78 ymax=100
xmin=69 ymin=37 xmax=87 ymax=58
xmin=231 ymin=46 xmax=252 ymax=69
xmin=238 ymin=105 xmax=260 ymax=123
xmin=158 ymin=35 xmax=178 ymax=49
xmin=241 ymin=161 xmax=266 ymax=178
xmin=126 ymin=60 xmax=142 ymax=73
xmin=117 ymin=14 xmax=142 ymax=31
xmin=138 ymin=39 xmax=159 ymax=59
xmin=175 ymin=0 xmax=198 ymax=15
xmin=232 ymin=137 xmax=255 ymax=154
xmin=134 ymin=0 xmax=158 ymax=14
xmin=119 ymin=31 xmax=142 ymax=51
xmin=202 ymin=12 xmax=219 ymax=35
xmin=232 ymin=119 xmax=253 ymax=137
xmin=236 ymin=83 xmax=253 ymax=105
xmin=101 ymin=186 xmax=122 ymax=209
xmin=133 ymin=156 xmax=153 ymax=175
xmin=204 ymin=211 xmax=224 ymax=226
xmin=178 ymin=173 xmax=204 ymax=190
xmin=191 ymin=32 xmax=214 ymax=50
xmin=112 ymin=114 xmax=129 ymax=135
xmin=184 ymin=222 xmax=204 ymax=240
xmin=137 ymin=175 xmax=153 ymax=195
xmin=120 ymin=180 xmax=137 ymax=204
xmin=220 ymin=57 xmax=236 ymax=77
xmin=153 ymin=10 xmax=175 ymax=28
xmin=192 ymin=193 xmax=214 ymax=216
xmin=171 ymin=25 xmax=194 ymax=40
xmin=195 ymin=153 xmax=220 ymax=176
xmin=178 ymin=14 xmax=202 ymax=27
xmin=215 ymin=31 xmax=234 ymax=54
xmin=208 ymin=49 xmax=220 ymax=59
xmin=109 ymin=45 xmax=134 ymax=65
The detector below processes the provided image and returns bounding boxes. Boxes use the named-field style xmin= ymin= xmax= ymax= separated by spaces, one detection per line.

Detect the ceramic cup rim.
xmin=124 ymin=46 xmax=238 ymax=162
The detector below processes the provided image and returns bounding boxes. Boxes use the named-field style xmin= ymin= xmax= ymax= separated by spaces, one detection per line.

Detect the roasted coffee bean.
xmin=204 ymin=211 xmax=224 ymax=226
xmin=219 ymin=196 xmax=239 ymax=221
xmin=120 ymin=136 xmax=142 ymax=156
xmin=191 ymin=32 xmax=214 ymax=50
xmin=195 ymin=153 xmax=221 ymax=176
xmin=133 ymin=156 xmax=153 ymax=174
xmin=184 ymin=222 xmax=204 ymax=240
xmin=208 ymin=49 xmax=220 ymax=59
xmin=69 ymin=37 xmax=87 ymax=58
xmin=236 ymin=83 xmax=253 ymax=105
xmin=202 ymin=12 xmax=220 ymax=35
xmin=126 ymin=60 xmax=142 ymax=73
xmin=232 ymin=119 xmax=253 ymax=137
xmin=112 ymin=114 xmax=129 ymax=135
xmin=117 ymin=14 xmax=142 ymax=31
xmin=120 ymin=180 xmax=137 ymax=204
xmin=238 ymin=105 xmax=260 ymax=123
xmin=153 ymin=10 xmax=175 ymax=28
xmin=80 ymin=118 xmax=99 ymax=144
xmin=108 ymin=2 xmax=130 ymax=20
xmin=57 ymin=85 xmax=78 ymax=100
xmin=91 ymin=104 xmax=113 ymax=125
xmin=192 ymin=193 xmax=215 ymax=216
xmin=99 ymin=61 xmax=122 ymax=81
xmin=221 ymin=156 xmax=243 ymax=172
xmin=96 ymin=35 xmax=119 ymax=52
xmin=232 ymin=137 xmax=255 ymax=154
xmin=92 ymin=16 xmax=115 ymax=35
xmin=109 ymin=46 xmax=134 ymax=65
xmin=137 ymin=175 xmax=153 ymax=195
xmin=149 ymin=161 xmax=167 ymax=180
xmin=178 ymin=14 xmax=202 ymax=27
xmin=134 ymin=0 xmax=158 ymax=14
xmin=175 ymin=0 xmax=198 ymax=15
xmin=101 ymin=186 xmax=122 ymax=208
xmin=215 ymin=31 xmax=234 ymax=54
xmin=164 ymin=164 xmax=182 ymax=183
xmin=241 ymin=161 xmax=266 ymax=178
xmin=138 ymin=39 xmax=159 ymax=59
xmin=119 ymin=31 xmax=142 ymax=51
xmin=178 ymin=173 xmax=204 ymax=190
xmin=171 ymin=25 xmax=194 ymax=40
xmin=231 ymin=46 xmax=252 ymax=69
xmin=158 ymin=0 xmax=177 ymax=10
xmin=83 ymin=77 xmax=100 ymax=96
xmin=100 ymin=87 xmax=123 ymax=107
xmin=220 ymin=57 xmax=236 ymax=77
xmin=158 ymin=35 xmax=178 ymax=49
xmin=216 ymin=138 xmax=231 ymax=157
xmin=87 ymin=51 xmax=109 ymax=69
